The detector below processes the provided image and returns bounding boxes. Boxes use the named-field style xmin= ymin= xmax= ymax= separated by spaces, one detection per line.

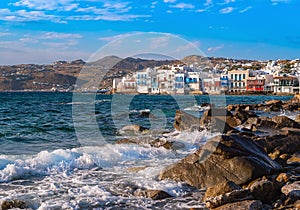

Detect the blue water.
xmin=0 ymin=92 xmax=293 ymax=209
xmin=0 ymin=92 xmax=292 ymax=155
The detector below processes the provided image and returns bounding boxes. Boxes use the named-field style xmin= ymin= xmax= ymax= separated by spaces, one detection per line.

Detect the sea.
xmin=0 ymin=92 xmax=295 ymax=209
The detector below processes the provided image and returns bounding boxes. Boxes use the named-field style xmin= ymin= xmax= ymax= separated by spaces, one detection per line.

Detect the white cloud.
xmin=223 ymin=0 xmax=235 ymax=4
xmin=164 ymin=0 xmax=176 ymax=3
xmin=271 ymin=0 xmax=290 ymax=5
xmin=195 ymin=9 xmax=206 ymax=13
xmin=220 ymin=7 xmax=234 ymax=14
xmin=207 ymin=44 xmax=224 ymax=52
xmin=204 ymin=0 xmax=213 ymax=6
xmin=98 ymin=33 xmax=136 ymax=42
xmin=0 ymin=40 xmax=89 ymax=64
xmin=13 ymin=0 xmax=78 ymax=11
xmin=0 ymin=8 xmax=65 ymax=23
xmin=171 ymin=3 xmax=195 ymax=9
xmin=9 ymin=0 xmax=149 ymax=23
xmin=39 ymin=32 xmax=82 ymax=39
xmin=239 ymin=6 xmax=252 ymax=13
xmin=0 ymin=32 xmax=11 ymax=37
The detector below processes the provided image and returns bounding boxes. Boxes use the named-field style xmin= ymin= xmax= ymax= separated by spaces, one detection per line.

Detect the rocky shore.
xmin=115 ymin=95 xmax=300 ymax=210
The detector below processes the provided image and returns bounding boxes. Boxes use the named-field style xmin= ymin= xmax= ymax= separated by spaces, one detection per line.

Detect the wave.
xmin=0 ymin=130 xmax=214 ymax=183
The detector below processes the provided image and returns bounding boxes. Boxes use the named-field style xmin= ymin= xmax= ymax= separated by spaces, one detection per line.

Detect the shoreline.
xmin=0 ymin=90 xmax=296 ymax=96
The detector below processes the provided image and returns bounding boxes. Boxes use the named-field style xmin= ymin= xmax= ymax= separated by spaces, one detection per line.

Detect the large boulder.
xmin=255 ymin=134 xmax=300 ymax=156
xmin=159 ymin=134 xmax=281 ymax=188
xmin=211 ymin=200 xmax=263 ymax=210
xmin=204 ymin=181 xmax=242 ymax=201
xmin=233 ymin=107 xmax=257 ymax=125
xmin=118 ymin=124 xmax=148 ymax=135
xmin=174 ymin=110 xmax=199 ymax=131
xmin=174 ymin=110 xmax=236 ymax=133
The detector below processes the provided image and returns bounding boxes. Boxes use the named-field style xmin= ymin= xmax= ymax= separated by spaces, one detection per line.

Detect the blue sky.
xmin=0 ymin=0 xmax=299 ymax=64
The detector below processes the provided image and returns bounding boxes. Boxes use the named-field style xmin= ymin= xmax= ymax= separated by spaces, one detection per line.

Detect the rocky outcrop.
xmin=134 ymin=189 xmax=172 ymax=200
xmin=174 ymin=110 xmax=200 ymax=131
xmin=118 ymin=124 xmax=148 ymax=135
xmin=0 ymin=200 xmax=28 ymax=210
xmin=159 ymin=134 xmax=281 ymax=188
xmin=174 ymin=109 xmax=237 ymax=133
xmin=211 ymin=200 xmax=263 ymax=210
xmin=204 ymin=181 xmax=242 ymax=201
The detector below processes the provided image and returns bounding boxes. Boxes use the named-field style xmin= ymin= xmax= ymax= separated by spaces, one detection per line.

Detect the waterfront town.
xmin=1 ymin=56 xmax=300 ymax=94
xmin=113 ymin=59 xmax=300 ymax=95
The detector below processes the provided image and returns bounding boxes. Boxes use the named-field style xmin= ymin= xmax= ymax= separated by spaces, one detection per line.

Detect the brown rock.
xmin=287 ymin=156 xmax=300 ymax=164
xmin=205 ymin=189 xmax=253 ymax=209
xmin=118 ymin=124 xmax=148 ymax=135
xmin=212 ymin=200 xmax=263 ymax=210
xmin=174 ymin=110 xmax=200 ymax=131
xmin=276 ymin=173 xmax=290 ymax=183
xmin=256 ymin=134 xmax=300 ymax=156
xmin=204 ymin=181 xmax=241 ymax=201
xmin=134 ymin=189 xmax=172 ymax=200
xmin=249 ymin=180 xmax=274 ymax=203
xmin=1 ymin=200 xmax=27 ymax=210
xmin=271 ymin=116 xmax=300 ymax=129
xmin=295 ymin=114 xmax=300 ymax=123
xmin=159 ymin=134 xmax=281 ymax=188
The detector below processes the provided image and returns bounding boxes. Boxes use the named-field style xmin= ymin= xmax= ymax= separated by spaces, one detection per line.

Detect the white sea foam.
xmin=0 ymin=130 xmax=213 ymax=209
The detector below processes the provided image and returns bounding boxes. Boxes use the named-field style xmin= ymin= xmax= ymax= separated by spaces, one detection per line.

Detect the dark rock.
xmin=134 ymin=189 xmax=172 ymax=200
xmin=205 ymin=189 xmax=253 ymax=209
xmin=118 ymin=124 xmax=148 ymax=135
xmin=1 ymin=200 xmax=27 ymax=210
xmin=115 ymin=137 xmax=177 ymax=150
xmin=159 ymin=134 xmax=281 ymax=188
xmin=294 ymin=114 xmax=300 ymax=123
xmin=281 ymin=182 xmax=300 ymax=196
xmin=234 ymin=107 xmax=258 ymax=124
xmin=211 ymin=200 xmax=262 ymax=210
xmin=256 ymin=134 xmax=300 ymax=156
xmin=204 ymin=181 xmax=241 ymax=201
xmin=249 ymin=180 xmax=274 ymax=203
xmin=174 ymin=110 xmax=200 ymax=131
xmin=271 ymin=116 xmax=300 ymax=129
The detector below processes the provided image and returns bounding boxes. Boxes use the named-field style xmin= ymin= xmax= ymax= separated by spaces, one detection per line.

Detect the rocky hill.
xmin=0 ymin=55 xmax=296 ymax=92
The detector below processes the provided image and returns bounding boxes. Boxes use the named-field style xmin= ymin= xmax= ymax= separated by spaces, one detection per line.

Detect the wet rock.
xmin=205 ymin=189 xmax=253 ymax=209
xmin=0 ymin=200 xmax=27 ymax=210
xmin=279 ymin=127 xmax=300 ymax=135
xmin=174 ymin=110 xmax=200 ymax=131
xmin=271 ymin=116 xmax=300 ymax=129
xmin=115 ymin=137 xmax=177 ymax=150
xmin=256 ymin=134 xmax=300 ymax=156
xmin=281 ymin=182 xmax=300 ymax=196
xmin=204 ymin=181 xmax=241 ymax=201
xmin=249 ymin=180 xmax=274 ymax=203
xmin=276 ymin=173 xmax=290 ymax=183
xmin=265 ymin=100 xmax=282 ymax=106
xmin=159 ymin=134 xmax=281 ymax=188
xmin=118 ymin=124 xmax=148 ymax=135
xmin=134 ymin=189 xmax=172 ymax=200
xmin=211 ymin=200 xmax=262 ymax=210
xmin=294 ymin=114 xmax=300 ymax=123
xmin=287 ymin=155 xmax=300 ymax=164
xmin=234 ymin=107 xmax=258 ymax=125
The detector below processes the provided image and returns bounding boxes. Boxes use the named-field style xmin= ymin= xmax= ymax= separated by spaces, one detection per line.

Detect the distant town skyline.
xmin=0 ymin=0 xmax=299 ymax=64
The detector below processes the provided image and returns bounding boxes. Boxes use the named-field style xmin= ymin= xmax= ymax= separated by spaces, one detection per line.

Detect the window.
xmin=243 ymin=74 xmax=246 ymax=79
xmin=231 ymin=74 xmax=234 ymax=80
xmin=239 ymin=74 xmax=242 ymax=81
